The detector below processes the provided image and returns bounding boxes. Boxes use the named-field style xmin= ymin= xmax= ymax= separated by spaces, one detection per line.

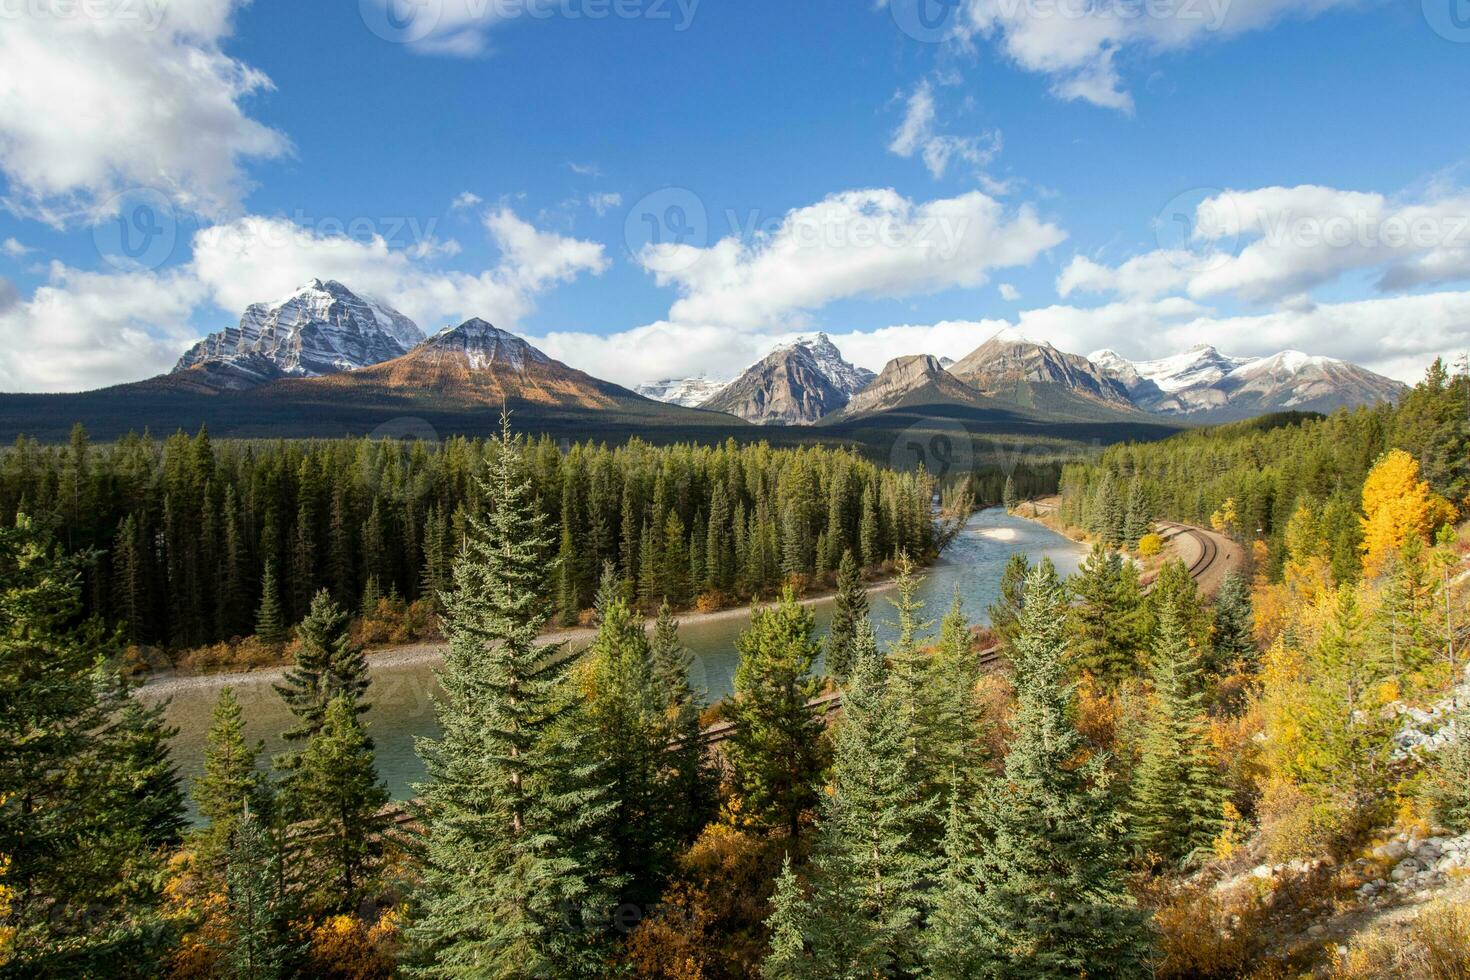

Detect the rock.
xmin=1375 ymin=841 xmax=1409 ymax=861
xmin=1390 ymin=861 xmax=1418 ymax=882
xmin=1417 ymin=841 xmax=1443 ymax=861
xmin=1307 ymin=924 xmax=1327 ymax=938
xmin=1250 ymin=865 xmax=1273 ymax=879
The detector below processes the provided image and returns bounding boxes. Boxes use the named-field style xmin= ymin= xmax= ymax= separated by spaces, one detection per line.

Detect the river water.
xmin=150 ymin=508 xmax=1086 ymax=807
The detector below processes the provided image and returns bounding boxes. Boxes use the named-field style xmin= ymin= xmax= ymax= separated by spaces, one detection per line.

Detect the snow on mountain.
xmin=635 ymin=376 xmax=729 ymax=408
xmin=175 ymin=279 xmax=425 ymax=385
xmin=1093 ymin=345 xmax=1405 ymax=417
xmin=699 ymin=334 xmax=876 ymax=424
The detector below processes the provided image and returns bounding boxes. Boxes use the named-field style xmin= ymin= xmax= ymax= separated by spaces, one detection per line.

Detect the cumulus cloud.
xmin=2 ymin=239 xmax=32 ymax=258
xmin=191 ymin=208 xmax=608 ymax=332
xmin=0 ymin=0 xmax=288 ymax=222
xmin=998 ymin=282 xmax=1020 ymax=300
xmin=588 ymin=192 xmax=623 ymax=217
xmin=888 ymin=80 xmax=1001 ymax=179
xmin=0 ymin=264 xmax=207 ymax=392
xmin=451 ymin=191 xmax=484 ymax=210
xmin=1058 ymin=184 xmax=1470 ymax=304
xmin=949 ymin=0 xmax=1360 ymax=112
xmin=641 ymin=188 xmax=1065 ymax=329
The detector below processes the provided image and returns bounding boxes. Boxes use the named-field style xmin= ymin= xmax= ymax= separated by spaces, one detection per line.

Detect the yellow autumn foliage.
xmin=0 ymin=854 xmax=13 ymax=968
xmin=1360 ymin=450 xmax=1457 ymax=578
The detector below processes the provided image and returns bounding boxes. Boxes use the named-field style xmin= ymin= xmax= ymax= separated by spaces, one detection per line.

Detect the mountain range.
xmin=0 ymin=280 xmax=1406 ymax=443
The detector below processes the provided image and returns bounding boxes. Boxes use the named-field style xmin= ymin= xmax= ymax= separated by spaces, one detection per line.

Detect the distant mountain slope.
xmin=635 ymin=376 xmax=729 ymax=407
xmin=950 ymin=330 xmax=1134 ymax=408
xmin=701 ymin=334 xmax=875 ymax=425
xmin=174 ymin=279 xmax=424 ymax=389
xmin=1093 ymin=345 xmax=1406 ymax=419
xmin=834 ymin=354 xmax=997 ymax=419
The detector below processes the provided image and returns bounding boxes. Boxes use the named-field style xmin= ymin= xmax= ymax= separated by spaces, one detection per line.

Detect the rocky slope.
xmin=836 ymin=354 xmax=990 ymax=418
xmin=174 ymin=279 xmax=424 ymax=388
xmin=949 ymin=330 xmax=1134 ymax=408
xmin=1093 ymin=345 xmax=1406 ymax=418
xmin=700 ymin=334 xmax=875 ymax=425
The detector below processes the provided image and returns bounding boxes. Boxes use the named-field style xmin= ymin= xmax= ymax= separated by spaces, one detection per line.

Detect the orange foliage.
xmin=1360 ymin=450 xmax=1457 ymax=578
xmin=304 ymin=910 xmax=403 ymax=980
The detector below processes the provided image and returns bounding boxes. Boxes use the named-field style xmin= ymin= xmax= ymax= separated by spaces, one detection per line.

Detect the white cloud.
xmin=588 ymin=192 xmax=623 ymax=217
xmin=190 ymin=208 xmax=608 ymax=332
xmin=2 ymin=238 xmax=32 ymax=258
xmin=1060 ymin=184 xmax=1470 ymax=304
xmin=0 ymin=0 xmax=288 ymax=221
xmin=998 ymin=282 xmax=1020 ymax=300
xmin=0 ymin=263 xmax=207 ymax=392
xmin=531 ymin=321 xmax=767 ymax=389
xmin=451 ymin=191 xmax=484 ymax=210
xmin=951 ymin=0 xmax=1361 ymax=112
xmin=568 ymin=161 xmax=604 ymax=178
xmin=888 ymin=80 xmax=1001 ymax=179
xmin=642 ymin=188 xmax=1065 ymax=329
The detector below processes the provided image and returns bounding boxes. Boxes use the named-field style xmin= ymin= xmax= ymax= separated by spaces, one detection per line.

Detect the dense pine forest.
xmin=2 ymin=362 xmax=1469 ymax=978
xmin=0 ymin=431 xmax=938 ymax=661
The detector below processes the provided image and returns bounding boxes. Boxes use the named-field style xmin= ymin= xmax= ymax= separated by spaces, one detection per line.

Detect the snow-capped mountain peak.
xmin=774 ymin=333 xmax=876 ymax=397
xmin=174 ymin=279 xmax=424 ymax=385
xmin=635 ymin=376 xmax=729 ymax=408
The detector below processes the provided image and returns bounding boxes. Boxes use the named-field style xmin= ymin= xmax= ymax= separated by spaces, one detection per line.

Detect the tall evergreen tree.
xmin=824 ymin=550 xmax=868 ymax=683
xmin=966 ymin=566 xmax=1149 ymax=977
xmin=1002 ymin=474 xmax=1017 ymax=512
xmin=1129 ymin=597 xmax=1228 ymax=867
xmin=274 ymin=590 xmax=370 ymax=744
xmin=726 ymin=589 xmax=827 ymax=841
xmin=1211 ymin=569 xmax=1257 ymax=674
xmin=407 ymin=414 xmax=618 ymax=977
xmin=988 ymin=552 xmax=1030 ymax=646
xmin=1425 ymin=705 xmax=1470 ymax=833
xmin=224 ymin=803 xmax=289 ymax=980
xmin=255 ymin=559 xmax=287 ymax=646
xmin=1067 ymin=545 xmax=1145 ymax=685
xmin=288 ymin=695 xmax=391 ymax=914
xmin=779 ymin=620 xmax=936 ymax=976
xmin=650 ymin=600 xmax=716 ymax=844
xmin=192 ymin=687 xmax=266 ymax=871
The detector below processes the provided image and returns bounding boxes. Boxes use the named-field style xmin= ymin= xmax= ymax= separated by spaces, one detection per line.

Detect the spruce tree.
xmin=824 ymin=550 xmax=868 ymax=683
xmin=761 ymin=857 xmax=811 ymax=980
xmin=274 ymin=589 xmax=370 ymax=743
xmin=926 ymin=790 xmax=989 ymax=979
xmin=1129 ymin=597 xmax=1227 ymax=867
xmin=797 ymin=621 xmax=936 ymax=975
xmin=968 ymin=566 xmax=1150 ymax=977
xmin=225 ymin=803 xmax=289 ymax=980
xmin=0 ymin=516 xmax=183 ymax=970
xmin=255 ymin=559 xmax=287 ymax=646
xmin=988 ymin=552 xmax=1030 ymax=646
xmin=917 ymin=588 xmax=987 ymax=813
xmin=192 ymin=686 xmax=266 ymax=871
xmin=1002 ymin=473 xmax=1017 ymax=511
xmin=1067 ymin=545 xmax=1144 ymax=685
xmin=407 ymin=414 xmax=618 ymax=977
xmin=579 ymin=574 xmax=682 ymax=911
xmin=1211 ymin=569 xmax=1257 ymax=674
xmin=650 ymin=600 xmax=716 ymax=844
xmin=727 ymin=588 xmax=827 ymax=841
xmin=1425 ymin=706 xmax=1470 ymax=833
xmin=289 ymin=695 xmax=391 ymax=913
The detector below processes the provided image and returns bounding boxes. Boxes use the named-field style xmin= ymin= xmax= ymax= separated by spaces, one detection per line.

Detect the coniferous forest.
xmin=1 ymin=363 xmax=1469 ymax=977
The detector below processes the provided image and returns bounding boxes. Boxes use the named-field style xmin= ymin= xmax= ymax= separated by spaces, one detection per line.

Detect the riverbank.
xmin=138 ymin=567 xmax=911 ymax=700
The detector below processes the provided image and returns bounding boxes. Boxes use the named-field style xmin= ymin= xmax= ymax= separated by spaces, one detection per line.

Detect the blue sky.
xmin=1 ymin=0 xmax=1468 ymax=391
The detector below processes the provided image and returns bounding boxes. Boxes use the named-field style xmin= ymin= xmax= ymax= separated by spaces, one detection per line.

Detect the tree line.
xmin=0 ymin=428 xmax=937 ymax=653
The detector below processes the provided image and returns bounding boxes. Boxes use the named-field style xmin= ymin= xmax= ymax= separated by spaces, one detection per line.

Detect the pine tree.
xmin=761 ymin=856 xmax=811 ymax=980
xmin=824 ymin=550 xmax=868 ymax=683
xmin=1212 ymin=569 xmax=1257 ymax=674
xmin=1002 ymin=473 xmax=1017 ymax=511
xmin=650 ymin=600 xmax=716 ymax=844
xmin=988 ymin=552 xmax=1030 ymax=646
xmin=1129 ymin=597 xmax=1228 ymax=867
xmin=926 ymin=790 xmax=989 ymax=979
xmin=859 ymin=485 xmax=880 ymax=568
xmin=798 ymin=621 xmax=935 ymax=975
xmin=917 ymin=588 xmax=986 ymax=813
xmin=726 ymin=588 xmax=827 ymax=840
xmin=1122 ymin=478 xmax=1151 ymax=547
xmin=408 ymin=414 xmax=618 ymax=977
xmin=192 ymin=687 xmax=265 ymax=871
xmin=1067 ymin=545 xmax=1145 ymax=685
xmin=289 ymin=695 xmax=391 ymax=913
xmin=274 ymin=590 xmax=370 ymax=743
xmin=579 ymin=573 xmax=682 ymax=910
xmin=1425 ymin=706 xmax=1470 ymax=833
xmin=968 ymin=566 xmax=1150 ymax=977
xmin=225 ymin=803 xmax=289 ymax=980
xmin=0 ymin=516 xmax=182 ymax=970
xmin=255 ymin=559 xmax=287 ymax=646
